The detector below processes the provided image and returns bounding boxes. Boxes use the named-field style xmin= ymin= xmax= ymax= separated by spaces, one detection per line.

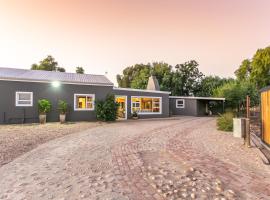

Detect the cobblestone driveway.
xmin=0 ymin=117 xmax=269 ymax=200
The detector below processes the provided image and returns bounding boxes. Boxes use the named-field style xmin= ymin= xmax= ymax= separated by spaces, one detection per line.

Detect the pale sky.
xmin=0 ymin=0 xmax=270 ymax=85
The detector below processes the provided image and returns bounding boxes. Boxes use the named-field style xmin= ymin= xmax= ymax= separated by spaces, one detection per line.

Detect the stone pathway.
xmin=0 ymin=117 xmax=269 ymax=200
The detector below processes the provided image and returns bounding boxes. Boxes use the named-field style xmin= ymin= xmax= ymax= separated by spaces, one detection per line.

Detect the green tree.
xmin=76 ymin=67 xmax=85 ymax=74
xmin=31 ymin=55 xmax=65 ymax=72
xmin=235 ymin=59 xmax=251 ymax=81
xmin=214 ymin=80 xmax=259 ymax=110
xmin=250 ymin=46 xmax=270 ymax=88
xmin=173 ymin=60 xmax=204 ymax=96
xmin=196 ymin=76 xmax=234 ymax=97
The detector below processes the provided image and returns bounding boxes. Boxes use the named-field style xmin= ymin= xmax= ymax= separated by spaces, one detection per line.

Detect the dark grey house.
xmin=169 ymin=96 xmax=225 ymax=116
xmin=0 ymin=67 xmax=225 ymax=124
xmin=0 ymin=68 xmax=113 ymax=123
xmin=0 ymin=68 xmax=170 ymax=123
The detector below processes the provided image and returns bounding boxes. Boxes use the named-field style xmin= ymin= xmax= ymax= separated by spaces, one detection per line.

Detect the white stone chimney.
xmin=147 ymin=75 xmax=160 ymax=91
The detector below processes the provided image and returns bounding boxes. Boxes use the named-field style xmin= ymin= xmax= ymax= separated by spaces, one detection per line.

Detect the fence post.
xmin=245 ymin=118 xmax=251 ymax=148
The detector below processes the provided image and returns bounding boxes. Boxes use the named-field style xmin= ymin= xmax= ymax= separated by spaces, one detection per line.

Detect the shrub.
xmin=58 ymin=100 xmax=68 ymax=114
xmin=217 ymin=112 xmax=234 ymax=132
xmin=38 ymin=99 xmax=52 ymax=114
xmin=96 ymin=94 xmax=119 ymax=121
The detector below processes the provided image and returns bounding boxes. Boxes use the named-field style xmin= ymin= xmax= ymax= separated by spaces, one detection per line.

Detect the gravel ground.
xmin=0 ymin=122 xmax=101 ymax=167
xmin=0 ymin=117 xmax=269 ymax=200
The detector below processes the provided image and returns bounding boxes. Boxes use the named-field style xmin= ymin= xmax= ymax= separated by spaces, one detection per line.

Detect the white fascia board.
xmin=169 ymin=96 xmax=225 ymax=101
xmin=114 ymin=87 xmax=171 ymax=94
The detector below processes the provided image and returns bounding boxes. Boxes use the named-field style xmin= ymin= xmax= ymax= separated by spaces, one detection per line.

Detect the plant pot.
xmin=60 ymin=114 xmax=66 ymax=124
xmin=39 ymin=114 xmax=47 ymax=124
xmin=132 ymin=116 xmax=139 ymax=120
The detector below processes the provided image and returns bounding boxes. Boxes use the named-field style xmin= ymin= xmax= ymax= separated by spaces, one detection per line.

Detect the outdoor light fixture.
xmin=52 ymin=81 xmax=61 ymax=87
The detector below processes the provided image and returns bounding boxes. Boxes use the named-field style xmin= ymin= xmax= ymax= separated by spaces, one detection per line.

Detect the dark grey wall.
xmin=169 ymin=98 xmax=198 ymax=116
xmin=112 ymin=89 xmax=169 ymax=119
xmin=0 ymin=80 xmax=113 ymax=124
xmin=197 ymin=100 xmax=207 ymax=116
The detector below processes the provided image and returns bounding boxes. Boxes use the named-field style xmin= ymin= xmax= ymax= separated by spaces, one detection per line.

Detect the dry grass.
xmin=0 ymin=122 xmax=101 ymax=167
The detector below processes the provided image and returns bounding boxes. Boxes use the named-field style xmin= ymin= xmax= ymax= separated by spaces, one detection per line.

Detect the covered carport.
xmin=169 ymin=96 xmax=225 ymax=116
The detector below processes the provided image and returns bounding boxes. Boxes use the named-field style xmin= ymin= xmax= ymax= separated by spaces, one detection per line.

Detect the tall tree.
xmin=196 ymin=76 xmax=234 ymax=97
xmin=173 ymin=60 xmax=204 ymax=96
xmin=31 ymin=55 xmax=65 ymax=72
xmin=250 ymin=46 xmax=270 ymax=88
xmin=76 ymin=67 xmax=85 ymax=74
xmin=235 ymin=59 xmax=251 ymax=81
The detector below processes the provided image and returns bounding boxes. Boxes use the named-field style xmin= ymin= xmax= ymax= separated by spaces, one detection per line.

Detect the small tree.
xmin=96 ymin=94 xmax=119 ymax=121
xmin=58 ymin=100 xmax=68 ymax=114
xmin=38 ymin=99 xmax=52 ymax=114
xmin=76 ymin=67 xmax=85 ymax=74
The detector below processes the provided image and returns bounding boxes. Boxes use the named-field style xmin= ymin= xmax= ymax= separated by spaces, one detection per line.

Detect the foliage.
xmin=217 ymin=112 xmax=234 ymax=132
xmin=250 ymin=46 xmax=270 ymax=89
xmin=76 ymin=67 xmax=85 ymax=74
xmin=95 ymin=94 xmax=119 ymax=121
xmin=196 ymin=76 xmax=234 ymax=97
xmin=235 ymin=46 xmax=270 ymax=89
xmin=117 ymin=60 xmax=203 ymax=96
xmin=214 ymin=80 xmax=259 ymax=110
xmin=38 ymin=99 xmax=52 ymax=114
xmin=173 ymin=60 xmax=204 ymax=96
xmin=58 ymin=100 xmax=68 ymax=114
xmin=235 ymin=59 xmax=251 ymax=81
xmin=31 ymin=55 xmax=66 ymax=72
xmin=132 ymin=111 xmax=138 ymax=118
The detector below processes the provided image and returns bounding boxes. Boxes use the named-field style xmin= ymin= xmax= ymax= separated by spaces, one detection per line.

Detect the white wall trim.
xmin=15 ymin=91 xmax=33 ymax=107
xmin=169 ymin=96 xmax=225 ymax=101
xmin=114 ymin=87 xmax=171 ymax=94
xmin=131 ymin=96 xmax=162 ymax=115
xmin=176 ymin=99 xmax=185 ymax=108
xmin=74 ymin=93 xmax=95 ymax=111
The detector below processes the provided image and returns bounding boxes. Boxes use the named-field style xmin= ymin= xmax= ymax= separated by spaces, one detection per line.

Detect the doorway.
xmin=115 ymin=96 xmax=127 ymax=120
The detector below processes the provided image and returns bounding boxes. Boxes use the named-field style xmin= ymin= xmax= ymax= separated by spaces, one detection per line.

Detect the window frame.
xmin=15 ymin=91 xmax=33 ymax=107
xmin=74 ymin=93 xmax=95 ymax=111
xmin=176 ymin=99 xmax=185 ymax=108
xmin=131 ymin=96 xmax=162 ymax=115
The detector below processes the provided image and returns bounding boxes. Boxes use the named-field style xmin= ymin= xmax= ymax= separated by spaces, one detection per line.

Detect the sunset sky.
xmin=0 ymin=0 xmax=270 ymax=84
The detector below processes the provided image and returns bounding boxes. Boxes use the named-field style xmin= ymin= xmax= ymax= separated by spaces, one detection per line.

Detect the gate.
xmin=261 ymin=88 xmax=270 ymax=145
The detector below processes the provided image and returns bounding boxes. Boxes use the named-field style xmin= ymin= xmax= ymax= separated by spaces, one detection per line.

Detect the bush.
xmin=58 ymin=100 xmax=68 ymax=114
xmin=38 ymin=99 xmax=52 ymax=114
xmin=217 ymin=112 xmax=234 ymax=132
xmin=96 ymin=94 xmax=119 ymax=121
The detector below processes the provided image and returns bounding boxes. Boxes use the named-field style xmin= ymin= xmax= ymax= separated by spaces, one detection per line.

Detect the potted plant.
xmin=58 ymin=100 xmax=68 ymax=123
xmin=38 ymin=99 xmax=52 ymax=124
xmin=132 ymin=111 xmax=139 ymax=120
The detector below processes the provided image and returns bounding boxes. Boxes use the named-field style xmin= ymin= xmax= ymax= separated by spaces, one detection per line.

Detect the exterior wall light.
xmin=52 ymin=81 xmax=61 ymax=87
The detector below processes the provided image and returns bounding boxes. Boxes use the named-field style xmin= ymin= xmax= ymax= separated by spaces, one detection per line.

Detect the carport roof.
xmin=0 ymin=67 xmax=113 ymax=86
xmin=169 ymin=96 xmax=225 ymax=101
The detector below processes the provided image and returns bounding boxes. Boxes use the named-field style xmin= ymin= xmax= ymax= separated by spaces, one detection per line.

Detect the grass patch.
xmin=217 ymin=112 xmax=233 ymax=132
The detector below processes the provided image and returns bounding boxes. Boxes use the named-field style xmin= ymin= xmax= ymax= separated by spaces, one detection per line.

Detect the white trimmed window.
xmin=74 ymin=94 xmax=95 ymax=111
xmin=176 ymin=99 xmax=185 ymax=108
xmin=15 ymin=92 xmax=33 ymax=107
xmin=131 ymin=96 xmax=162 ymax=114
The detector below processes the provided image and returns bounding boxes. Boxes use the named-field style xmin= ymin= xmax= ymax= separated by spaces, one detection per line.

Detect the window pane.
xmin=18 ymin=93 xmax=31 ymax=100
xmin=77 ymin=97 xmax=86 ymax=108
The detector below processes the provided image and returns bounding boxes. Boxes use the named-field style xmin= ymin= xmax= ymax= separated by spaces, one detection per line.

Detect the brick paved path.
xmin=0 ymin=117 xmax=269 ymax=200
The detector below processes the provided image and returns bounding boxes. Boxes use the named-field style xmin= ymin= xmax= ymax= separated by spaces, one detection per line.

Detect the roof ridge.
xmin=0 ymin=67 xmax=106 ymax=77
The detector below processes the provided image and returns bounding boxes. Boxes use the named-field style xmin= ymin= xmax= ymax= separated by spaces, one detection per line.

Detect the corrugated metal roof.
xmin=0 ymin=67 xmax=113 ymax=86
